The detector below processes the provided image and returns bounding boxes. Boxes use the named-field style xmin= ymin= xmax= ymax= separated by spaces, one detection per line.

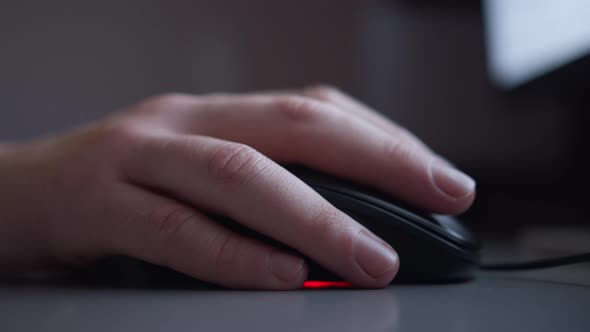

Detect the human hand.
xmin=0 ymin=86 xmax=475 ymax=289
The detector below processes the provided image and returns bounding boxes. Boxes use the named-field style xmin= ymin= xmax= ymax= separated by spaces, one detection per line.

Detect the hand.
xmin=0 ymin=86 xmax=475 ymax=289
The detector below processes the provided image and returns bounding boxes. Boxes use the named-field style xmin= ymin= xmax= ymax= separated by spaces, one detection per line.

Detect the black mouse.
xmin=282 ymin=166 xmax=480 ymax=283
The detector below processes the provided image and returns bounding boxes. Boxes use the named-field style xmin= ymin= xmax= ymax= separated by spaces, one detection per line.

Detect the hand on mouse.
xmin=0 ymin=86 xmax=475 ymax=289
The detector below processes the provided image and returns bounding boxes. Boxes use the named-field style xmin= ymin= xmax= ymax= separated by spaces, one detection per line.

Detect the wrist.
xmin=0 ymin=143 xmax=13 ymax=171
xmin=0 ymin=143 xmax=19 ymax=175
xmin=0 ymin=143 xmax=9 ymax=155
xmin=0 ymin=141 xmax=53 ymax=271
xmin=0 ymin=143 xmax=18 ymax=160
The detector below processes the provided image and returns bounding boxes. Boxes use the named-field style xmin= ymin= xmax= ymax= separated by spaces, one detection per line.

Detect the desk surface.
xmin=2 ymin=268 xmax=589 ymax=332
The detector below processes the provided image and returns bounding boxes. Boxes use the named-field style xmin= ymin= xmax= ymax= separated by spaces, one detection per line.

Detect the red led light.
xmin=303 ymin=281 xmax=353 ymax=289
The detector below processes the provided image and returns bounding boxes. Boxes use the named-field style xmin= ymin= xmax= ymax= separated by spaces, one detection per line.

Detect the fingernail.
xmin=353 ymin=230 xmax=399 ymax=279
xmin=269 ymin=250 xmax=306 ymax=283
xmin=430 ymin=161 xmax=476 ymax=199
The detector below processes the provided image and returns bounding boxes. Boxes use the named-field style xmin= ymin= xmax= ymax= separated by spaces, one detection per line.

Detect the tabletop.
xmin=1 ymin=266 xmax=589 ymax=332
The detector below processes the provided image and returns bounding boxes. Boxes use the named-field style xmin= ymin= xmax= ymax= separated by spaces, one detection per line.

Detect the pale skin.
xmin=0 ymin=86 xmax=476 ymax=289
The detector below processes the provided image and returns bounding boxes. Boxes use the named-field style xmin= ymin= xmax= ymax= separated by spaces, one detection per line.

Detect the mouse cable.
xmin=480 ymin=252 xmax=590 ymax=271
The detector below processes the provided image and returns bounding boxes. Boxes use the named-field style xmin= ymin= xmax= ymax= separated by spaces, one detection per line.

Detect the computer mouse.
xmin=279 ymin=166 xmax=481 ymax=283
xmin=209 ymin=166 xmax=480 ymax=284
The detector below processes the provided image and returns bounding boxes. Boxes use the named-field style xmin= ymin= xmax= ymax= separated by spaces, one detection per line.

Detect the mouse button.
xmin=430 ymin=214 xmax=479 ymax=248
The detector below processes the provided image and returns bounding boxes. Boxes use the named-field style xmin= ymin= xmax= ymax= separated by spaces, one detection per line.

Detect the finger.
xmin=182 ymin=95 xmax=475 ymax=214
xmin=123 ymin=135 xmax=399 ymax=288
xmin=300 ymin=85 xmax=434 ymax=152
xmin=106 ymin=183 xmax=308 ymax=289
xmin=250 ymin=86 xmax=433 ymax=154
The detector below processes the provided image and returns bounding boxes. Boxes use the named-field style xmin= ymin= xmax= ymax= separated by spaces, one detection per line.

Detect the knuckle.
xmin=384 ymin=137 xmax=414 ymax=163
xmin=395 ymin=126 xmax=422 ymax=143
xmin=395 ymin=125 xmax=414 ymax=138
xmin=207 ymin=143 xmax=270 ymax=186
xmin=383 ymin=123 xmax=431 ymax=154
xmin=149 ymin=206 xmax=197 ymax=266
xmin=305 ymin=84 xmax=342 ymax=101
xmin=307 ymin=205 xmax=360 ymax=257
xmin=99 ymin=121 xmax=143 ymax=148
xmin=146 ymin=93 xmax=192 ymax=107
xmin=69 ymin=120 xmax=145 ymax=179
xmin=124 ymin=203 xmax=197 ymax=264
xmin=132 ymin=93 xmax=196 ymax=114
xmin=116 ymin=129 xmax=170 ymax=178
xmin=149 ymin=204 xmax=196 ymax=238
xmin=210 ymin=230 xmax=240 ymax=270
xmin=274 ymin=95 xmax=328 ymax=122
xmin=307 ymin=205 xmax=349 ymax=236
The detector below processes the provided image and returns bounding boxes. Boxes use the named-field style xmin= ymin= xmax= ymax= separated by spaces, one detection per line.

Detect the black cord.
xmin=480 ymin=253 xmax=590 ymax=271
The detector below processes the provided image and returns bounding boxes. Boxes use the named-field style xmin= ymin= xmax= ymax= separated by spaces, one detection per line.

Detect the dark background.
xmin=1 ymin=0 xmax=588 ymax=239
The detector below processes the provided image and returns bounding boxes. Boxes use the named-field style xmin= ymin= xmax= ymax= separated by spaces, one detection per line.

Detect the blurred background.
xmin=1 ymin=0 xmax=589 ymax=256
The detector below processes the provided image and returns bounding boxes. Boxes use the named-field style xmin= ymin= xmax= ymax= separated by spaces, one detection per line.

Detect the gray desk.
xmin=2 ymin=268 xmax=589 ymax=332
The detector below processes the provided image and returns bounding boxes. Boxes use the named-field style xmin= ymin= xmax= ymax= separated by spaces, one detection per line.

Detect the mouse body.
xmin=285 ymin=167 xmax=480 ymax=283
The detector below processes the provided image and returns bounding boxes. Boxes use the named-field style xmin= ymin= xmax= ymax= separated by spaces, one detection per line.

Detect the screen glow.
xmin=484 ymin=0 xmax=590 ymax=88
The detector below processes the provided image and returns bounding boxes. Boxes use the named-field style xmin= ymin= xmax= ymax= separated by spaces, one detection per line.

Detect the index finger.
xmin=181 ymin=94 xmax=476 ymax=214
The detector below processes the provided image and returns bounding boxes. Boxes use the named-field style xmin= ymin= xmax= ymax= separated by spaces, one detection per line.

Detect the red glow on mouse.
xmin=303 ymin=281 xmax=353 ymax=289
